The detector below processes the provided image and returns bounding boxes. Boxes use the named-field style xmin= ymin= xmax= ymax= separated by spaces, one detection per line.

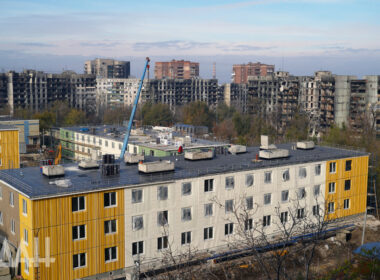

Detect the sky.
xmin=1 ymin=0 xmax=380 ymax=82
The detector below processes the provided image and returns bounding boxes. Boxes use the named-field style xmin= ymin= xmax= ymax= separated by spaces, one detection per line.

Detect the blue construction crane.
xmin=119 ymin=57 xmax=150 ymax=160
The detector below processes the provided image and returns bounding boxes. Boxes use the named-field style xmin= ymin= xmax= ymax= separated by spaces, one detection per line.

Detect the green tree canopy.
xmin=182 ymin=101 xmax=214 ymax=128
xmin=142 ymin=103 xmax=174 ymax=126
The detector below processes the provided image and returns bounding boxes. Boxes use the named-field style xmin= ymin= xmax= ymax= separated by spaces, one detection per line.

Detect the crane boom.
xmin=120 ymin=57 xmax=150 ymax=159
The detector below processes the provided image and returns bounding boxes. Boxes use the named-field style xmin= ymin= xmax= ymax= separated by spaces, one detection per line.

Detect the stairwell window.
xmin=204 ymin=203 xmax=213 ymax=216
xmin=344 ymin=199 xmax=350 ymax=209
xmin=315 ymin=164 xmax=321 ymax=175
xmin=181 ymin=207 xmax=192 ymax=221
xmin=264 ymin=193 xmax=271 ymax=205
xmin=182 ymin=182 xmax=192 ymax=196
xmin=245 ymin=174 xmax=254 ymax=187
xmin=345 ymin=160 xmax=352 ymax=171
xmin=281 ymin=190 xmax=289 ymax=202
xmin=344 ymin=180 xmax=351 ymax=191
xmin=282 ymin=169 xmax=290 ymax=181
xmin=11 ymin=219 xmax=15 ymax=234
xmin=24 ymin=228 xmax=28 ymax=245
xmin=246 ymin=196 xmax=253 ymax=210
xmin=225 ymin=199 xmax=234 ymax=213
xmin=329 ymin=162 xmax=336 ymax=173
xmin=22 ymin=199 xmax=27 ymax=215
xmin=72 ymin=196 xmax=85 ymax=212
xmin=157 ymin=211 xmax=168 ymax=226
xmin=264 ymin=171 xmax=272 ymax=184
xmin=10 ymin=192 xmax=14 ymax=207
xmin=157 ymin=186 xmax=168 ymax=200
xmin=132 ymin=189 xmax=143 ymax=203
xmin=297 ymin=188 xmax=306 ymax=199
xmin=132 ymin=216 xmax=144 ymax=231
xmin=299 ymin=167 xmax=307 ymax=178
xmin=225 ymin=176 xmax=235 ymax=189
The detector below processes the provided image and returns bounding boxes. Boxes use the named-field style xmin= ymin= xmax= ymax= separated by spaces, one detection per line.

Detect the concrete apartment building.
xmin=0 ymin=70 xmax=97 ymax=115
xmin=96 ymin=78 xmax=145 ymax=110
xmin=84 ymin=59 xmax=130 ymax=79
xmin=247 ymin=72 xmax=300 ymax=133
xmin=222 ymin=83 xmax=248 ymax=113
xmin=154 ymin=60 xmax=199 ymax=79
xmin=0 ymin=139 xmax=369 ymax=280
xmin=144 ymin=79 xmax=222 ymax=111
xmin=232 ymin=62 xmax=275 ymax=84
xmin=59 ymin=125 xmax=226 ymax=161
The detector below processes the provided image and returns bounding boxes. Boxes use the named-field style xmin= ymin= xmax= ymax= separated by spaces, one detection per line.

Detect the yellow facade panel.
xmin=0 ymin=129 xmax=20 ymax=169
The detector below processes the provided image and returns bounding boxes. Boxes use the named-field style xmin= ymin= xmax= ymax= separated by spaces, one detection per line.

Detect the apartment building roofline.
xmin=0 ymin=144 xmax=367 ymax=200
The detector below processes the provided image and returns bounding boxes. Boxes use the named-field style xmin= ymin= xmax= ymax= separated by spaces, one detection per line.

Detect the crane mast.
xmin=119 ymin=57 xmax=150 ymax=160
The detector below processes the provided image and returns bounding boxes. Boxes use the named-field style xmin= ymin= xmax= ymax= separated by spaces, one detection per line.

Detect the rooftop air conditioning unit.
xmin=138 ymin=160 xmax=175 ymax=173
xmin=42 ymin=165 xmax=65 ymax=178
xmin=296 ymin=141 xmax=315 ymax=150
xmin=228 ymin=145 xmax=247 ymax=154
xmin=124 ymin=153 xmax=145 ymax=164
xmin=78 ymin=160 xmax=100 ymax=170
xmin=184 ymin=150 xmax=213 ymax=160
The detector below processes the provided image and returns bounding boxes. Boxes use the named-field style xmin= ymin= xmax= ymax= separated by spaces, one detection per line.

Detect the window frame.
xmin=72 ymin=224 xmax=86 ymax=241
xmin=344 ymin=199 xmax=350 ymax=209
xmin=299 ymin=167 xmax=307 ymax=178
xmin=328 ymin=182 xmax=336 ymax=193
xmin=104 ymin=192 xmax=117 ymax=208
xmin=105 ymin=246 xmax=117 ymax=263
xmin=280 ymin=211 xmax=288 ymax=224
xmin=264 ymin=193 xmax=272 ymax=205
xmin=73 ymin=253 xmax=86 ymax=269
xmin=225 ymin=199 xmax=234 ymax=213
xmin=225 ymin=176 xmax=235 ymax=189
xmin=132 ymin=215 xmax=144 ymax=231
xmin=245 ymin=218 xmax=253 ymax=231
xmin=263 ymin=215 xmax=271 ymax=227
xmin=22 ymin=199 xmax=27 ymax=215
xmin=204 ymin=227 xmax=213 ymax=240
xmin=282 ymin=169 xmax=290 ymax=181
xmin=157 ymin=236 xmax=169 ymax=250
xmin=131 ymin=189 xmax=143 ymax=204
xmin=104 ymin=219 xmax=117 ymax=234
xmin=181 ymin=231 xmax=191 ymax=245
xmin=132 ymin=241 xmax=144 ymax=256
xmin=157 ymin=186 xmax=168 ymax=200
xmin=182 ymin=182 xmax=192 ymax=196
xmin=329 ymin=162 xmax=336 ymax=173
xmin=181 ymin=207 xmax=192 ymax=221
xmin=72 ymin=196 xmax=86 ymax=212
xmin=315 ymin=164 xmax=321 ymax=175
xmin=264 ymin=171 xmax=272 ymax=184
xmin=345 ymin=160 xmax=352 ymax=171
xmin=328 ymin=202 xmax=335 ymax=213
xmin=157 ymin=211 xmax=168 ymax=226
xmin=344 ymin=180 xmax=351 ymax=191
xmin=224 ymin=223 xmax=234 ymax=235
xmin=245 ymin=174 xmax=254 ymax=187
xmin=204 ymin=179 xmax=214 ymax=192
xmin=204 ymin=203 xmax=213 ymax=217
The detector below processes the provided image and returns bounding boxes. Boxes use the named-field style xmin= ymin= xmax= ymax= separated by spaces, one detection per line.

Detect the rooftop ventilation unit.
xmin=101 ymin=154 xmax=120 ymax=176
xmin=124 ymin=153 xmax=145 ymax=164
xmin=138 ymin=160 xmax=175 ymax=173
xmin=78 ymin=159 xmax=100 ymax=170
xmin=42 ymin=165 xmax=65 ymax=178
xmin=296 ymin=141 xmax=315 ymax=150
xmin=259 ymin=135 xmax=289 ymax=159
xmin=49 ymin=179 xmax=72 ymax=188
xmin=184 ymin=150 xmax=213 ymax=160
xmin=228 ymin=145 xmax=247 ymax=154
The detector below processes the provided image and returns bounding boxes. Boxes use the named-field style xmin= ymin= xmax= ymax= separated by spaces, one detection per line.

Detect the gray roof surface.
xmin=0 ymin=144 xmax=367 ymax=200
xmin=0 ymin=124 xmax=18 ymax=130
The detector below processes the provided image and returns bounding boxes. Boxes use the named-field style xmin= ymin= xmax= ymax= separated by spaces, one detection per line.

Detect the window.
xmin=0 ymin=186 xmax=2 ymax=199
xmin=104 ymin=219 xmax=117 ymax=234
xmin=119 ymin=143 xmax=122 ymax=150
xmin=104 ymin=192 xmax=116 ymax=207
xmin=182 ymin=183 xmax=192 ymax=196
xmin=112 ymin=142 xmax=115 ymax=148
xmin=24 ymin=228 xmax=28 ymax=245
xmin=264 ymin=171 xmax=272 ymax=183
xmin=297 ymin=208 xmax=305 ymax=219
xmin=105 ymin=140 xmax=108 ymax=147
xmin=328 ymin=202 xmax=335 ymax=213
xmin=282 ymin=169 xmax=290 ymax=181
xmin=105 ymin=246 xmax=117 ymax=262
xmin=314 ymin=185 xmax=320 ymax=196
xmin=344 ymin=199 xmax=350 ymax=209
xmin=81 ymin=135 xmax=84 ymax=141
xmin=204 ymin=179 xmax=214 ymax=192
xmin=225 ymin=223 xmax=234 ymax=235
xmin=72 ymin=225 xmax=86 ymax=240
xmin=245 ymin=219 xmax=253 ymax=231
xmin=157 ymin=211 xmax=168 ymax=226
xmin=157 ymin=236 xmax=168 ymax=250
xmin=132 ymin=241 xmax=144 ymax=255
xmin=281 ymin=190 xmax=289 ymax=203
xmin=22 ymin=199 xmax=27 ymax=215
xmin=73 ymin=253 xmax=86 ymax=269
xmin=25 ymin=257 xmax=29 ymax=273
xmin=280 ymin=211 xmax=288 ymax=224
xmin=132 ymin=216 xmax=144 ymax=230
xmin=345 ymin=160 xmax=352 ymax=171
xmin=72 ymin=196 xmax=85 ymax=212
xmin=328 ymin=182 xmax=336 ymax=193
xmin=264 ymin=193 xmax=271 ymax=205
xmin=204 ymin=203 xmax=213 ymax=216
xmin=181 ymin=207 xmax=192 ymax=221
xmin=313 ymin=205 xmax=320 ymax=216
xmin=246 ymin=196 xmax=253 ymax=210
xmin=181 ymin=231 xmax=191 ymax=245
xmin=225 ymin=199 xmax=234 ymax=213
xmin=0 ymin=212 xmax=3 ymax=225
xmin=297 ymin=188 xmax=306 ymax=199
xmin=204 ymin=227 xmax=213 ymax=240
xmin=263 ymin=215 xmax=271 ymax=227
xmin=329 ymin=162 xmax=336 ymax=173
xmin=299 ymin=167 xmax=307 ymax=178
xmin=10 ymin=192 xmax=14 ymax=206
xmin=11 ymin=219 xmax=15 ymax=234
xmin=157 ymin=186 xmax=168 ymax=200
xmin=132 ymin=189 xmax=143 ymax=203
xmin=99 ymin=139 xmax=102 ymax=145
xmin=225 ymin=176 xmax=234 ymax=189
xmin=315 ymin=164 xmax=321 ymax=175
xmin=344 ymin=180 xmax=351 ymax=191
xmin=245 ymin=174 xmax=254 ymax=187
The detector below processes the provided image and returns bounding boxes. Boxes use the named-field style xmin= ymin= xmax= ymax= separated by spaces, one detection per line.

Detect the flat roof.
xmin=0 ymin=124 xmax=18 ymax=131
xmin=61 ymin=126 xmax=227 ymax=151
xmin=0 ymin=144 xmax=368 ymax=200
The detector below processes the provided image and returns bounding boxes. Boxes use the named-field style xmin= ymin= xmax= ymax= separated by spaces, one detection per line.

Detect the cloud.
xmin=220 ymin=44 xmax=277 ymax=52
xmin=18 ymin=42 xmax=55 ymax=47
xmin=133 ymin=40 xmax=213 ymax=51
xmin=80 ymin=41 xmax=121 ymax=48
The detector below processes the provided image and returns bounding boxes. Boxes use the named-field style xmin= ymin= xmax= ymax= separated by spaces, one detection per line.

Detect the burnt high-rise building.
xmin=84 ymin=58 xmax=130 ymax=78
xmin=232 ymin=62 xmax=275 ymax=84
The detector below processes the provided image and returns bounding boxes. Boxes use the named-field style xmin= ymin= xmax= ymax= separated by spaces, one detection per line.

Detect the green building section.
xmin=60 ymin=128 xmax=75 ymax=159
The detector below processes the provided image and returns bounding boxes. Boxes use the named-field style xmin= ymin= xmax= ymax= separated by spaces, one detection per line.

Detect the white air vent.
xmin=184 ymin=150 xmax=213 ymax=160
xmin=259 ymin=149 xmax=289 ymax=159
xmin=260 ymin=135 xmax=277 ymax=150
xmin=296 ymin=141 xmax=315 ymax=150
xmin=124 ymin=153 xmax=145 ymax=164
xmin=78 ymin=160 xmax=100 ymax=170
xmin=42 ymin=165 xmax=65 ymax=177
xmin=228 ymin=145 xmax=246 ymax=154
xmin=138 ymin=160 xmax=175 ymax=173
